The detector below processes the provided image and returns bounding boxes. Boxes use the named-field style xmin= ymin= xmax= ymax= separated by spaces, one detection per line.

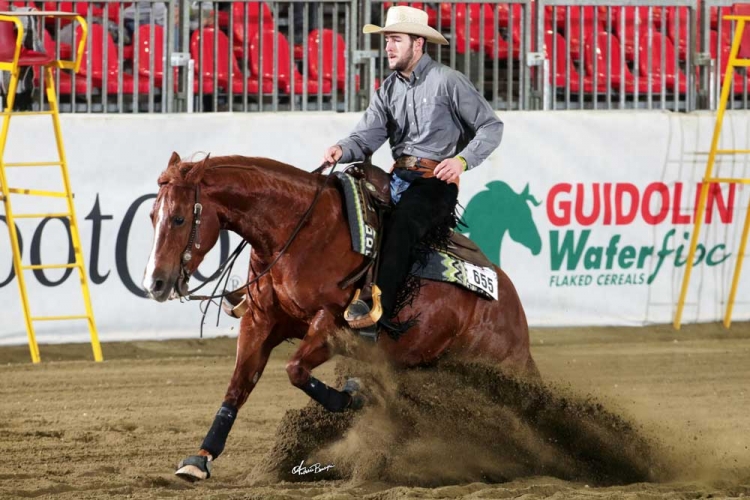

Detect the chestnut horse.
xmin=143 ymin=152 xmax=538 ymax=481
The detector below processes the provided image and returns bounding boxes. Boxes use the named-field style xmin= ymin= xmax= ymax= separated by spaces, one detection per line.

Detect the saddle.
xmin=335 ymin=162 xmax=496 ymax=339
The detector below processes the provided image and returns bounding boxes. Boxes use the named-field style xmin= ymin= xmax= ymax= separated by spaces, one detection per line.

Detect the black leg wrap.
xmin=301 ymin=376 xmax=352 ymax=413
xmin=200 ymin=402 xmax=237 ymax=459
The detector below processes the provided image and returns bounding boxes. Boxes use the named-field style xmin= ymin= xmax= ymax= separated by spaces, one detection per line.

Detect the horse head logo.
xmin=459 ymin=181 xmax=542 ymax=268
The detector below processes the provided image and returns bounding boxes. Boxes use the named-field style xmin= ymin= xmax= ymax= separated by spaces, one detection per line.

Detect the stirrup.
xmin=222 ymin=296 xmax=249 ymax=318
xmin=344 ymin=285 xmax=383 ymax=329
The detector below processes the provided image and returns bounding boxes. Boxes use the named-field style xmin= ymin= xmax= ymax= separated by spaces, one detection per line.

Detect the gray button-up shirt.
xmin=336 ymin=53 xmax=503 ymax=169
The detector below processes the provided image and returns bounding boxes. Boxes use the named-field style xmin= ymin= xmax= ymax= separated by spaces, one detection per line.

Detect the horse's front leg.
xmin=175 ymin=313 xmax=281 ymax=482
xmin=286 ymin=310 xmax=363 ymax=413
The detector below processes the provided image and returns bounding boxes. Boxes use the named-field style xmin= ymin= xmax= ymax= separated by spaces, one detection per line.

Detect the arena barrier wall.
xmin=0 ymin=110 xmax=749 ymax=345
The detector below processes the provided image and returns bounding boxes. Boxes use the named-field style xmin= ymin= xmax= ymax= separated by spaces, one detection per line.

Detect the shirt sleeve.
xmin=336 ymin=87 xmax=390 ymax=164
xmin=450 ymin=72 xmax=504 ymax=169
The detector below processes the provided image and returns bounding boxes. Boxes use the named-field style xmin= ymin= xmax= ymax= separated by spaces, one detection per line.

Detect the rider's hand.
xmin=323 ymin=145 xmax=343 ymax=164
xmin=434 ymin=157 xmax=465 ymax=183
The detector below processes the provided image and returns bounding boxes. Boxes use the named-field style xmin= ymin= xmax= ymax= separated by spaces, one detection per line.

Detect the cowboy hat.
xmin=363 ymin=6 xmax=448 ymax=45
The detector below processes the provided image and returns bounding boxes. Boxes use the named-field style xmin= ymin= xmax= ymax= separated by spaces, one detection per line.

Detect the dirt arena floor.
xmin=1 ymin=322 xmax=749 ymax=499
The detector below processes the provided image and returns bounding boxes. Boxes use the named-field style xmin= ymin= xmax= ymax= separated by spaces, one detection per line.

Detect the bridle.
xmin=170 ymin=161 xmax=337 ymax=302
xmin=176 ymin=184 xmax=203 ymax=297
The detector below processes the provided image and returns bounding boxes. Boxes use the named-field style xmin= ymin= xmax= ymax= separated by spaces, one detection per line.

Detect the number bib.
xmin=464 ymin=263 xmax=499 ymax=300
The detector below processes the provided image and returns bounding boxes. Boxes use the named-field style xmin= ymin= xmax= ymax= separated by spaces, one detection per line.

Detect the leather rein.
xmin=173 ymin=161 xmax=337 ymax=302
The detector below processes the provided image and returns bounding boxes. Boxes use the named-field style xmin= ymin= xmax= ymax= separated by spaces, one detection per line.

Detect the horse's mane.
xmin=158 ymin=153 xmax=314 ymax=186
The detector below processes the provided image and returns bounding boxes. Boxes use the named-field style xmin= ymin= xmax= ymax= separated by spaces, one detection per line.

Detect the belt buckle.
xmin=400 ymin=156 xmax=417 ymax=169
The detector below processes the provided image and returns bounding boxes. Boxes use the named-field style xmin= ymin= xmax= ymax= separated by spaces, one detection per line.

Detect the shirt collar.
xmin=396 ymin=53 xmax=433 ymax=84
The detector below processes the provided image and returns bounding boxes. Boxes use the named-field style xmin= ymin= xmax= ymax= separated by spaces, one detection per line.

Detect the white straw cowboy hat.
xmin=363 ymin=6 xmax=449 ymax=45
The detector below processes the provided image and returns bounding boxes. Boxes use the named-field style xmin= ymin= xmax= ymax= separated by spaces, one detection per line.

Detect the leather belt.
xmin=393 ymin=155 xmax=440 ymax=172
xmin=391 ymin=155 xmax=459 ymax=186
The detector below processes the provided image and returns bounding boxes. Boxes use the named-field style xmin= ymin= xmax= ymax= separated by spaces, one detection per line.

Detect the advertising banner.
xmin=0 ymin=111 xmax=748 ymax=345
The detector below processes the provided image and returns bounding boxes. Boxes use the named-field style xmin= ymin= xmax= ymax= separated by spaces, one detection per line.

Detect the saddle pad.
xmin=335 ymin=172 xmax=377 ymax=257
xmin=412 ymin=250 xmax=499 ymax=301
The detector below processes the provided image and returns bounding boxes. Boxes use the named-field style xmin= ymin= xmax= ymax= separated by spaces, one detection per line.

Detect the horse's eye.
xmin=173 ymin=216 xmax=185 ymax=227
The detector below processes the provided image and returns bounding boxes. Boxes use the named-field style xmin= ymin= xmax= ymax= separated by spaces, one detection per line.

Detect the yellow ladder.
xmin=674 ymin=14 xmax=750 ymax=330
xmin=0 ymin=12 xmax=102 ymax=362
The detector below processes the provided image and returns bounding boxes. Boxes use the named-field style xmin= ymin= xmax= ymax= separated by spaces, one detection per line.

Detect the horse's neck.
xmin=209 ymin=166 xmax=323 ymax=257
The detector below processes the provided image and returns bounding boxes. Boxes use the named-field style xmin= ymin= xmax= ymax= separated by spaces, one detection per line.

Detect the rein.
xmin=176 ymin=161 xmax=338 ymax=302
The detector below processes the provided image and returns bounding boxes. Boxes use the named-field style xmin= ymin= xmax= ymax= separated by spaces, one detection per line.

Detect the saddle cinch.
xmin=335 ymin=163 xmax=499 ymax=336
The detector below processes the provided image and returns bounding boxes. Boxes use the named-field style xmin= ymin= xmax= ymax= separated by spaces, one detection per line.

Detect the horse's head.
xmin=505 ymin=182 xmax=543 ymax=255
xmin=142 ymin=152 xmax=223 ymax=302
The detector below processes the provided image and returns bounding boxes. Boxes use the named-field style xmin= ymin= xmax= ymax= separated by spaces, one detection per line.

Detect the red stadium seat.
xmin=583 ymin=31 xmax=635 ymax=92
xmin=231 ymin=1 xmax=274 ymax=61
xmin=710 ymin=28 xmax=746 ymax=93
xmin=135 ymin=24 xmax=173 ymax=91
xmin=637 ymin=31 xmax=687 ymax=93
xmin=75 ymin=23 xmax=146 ymax=94
xmin=0 ymin=17 xmax=54 ymax=66
xmin=56 ymin=68 xmax=90 ymax=95
xmin=544 ymin=30 xmax=596 ymax=93
xmin=666 ymin=7 xmax=689 ymax=60
xmin=453 ymin=4 xmax=519 ymax=59
xmin=39 ymin=24 xmax=89 ymax=95
xmin=613 ymin=6 xmax=661 ymax=61
xmin=547 ymin=5 xmax=604 ymax=61
xmin=307 ymin=28 xmax=348 ymax=92
xmin=735 ymin=4 xmax=750 ymax=59
xmin=250 ymin=29 xmax=331 ymax=94
xmin=190 ymin=27 xmax=271 ymax=95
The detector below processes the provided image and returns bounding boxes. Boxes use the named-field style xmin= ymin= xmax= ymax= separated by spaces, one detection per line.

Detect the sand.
xmin=1 ymin=322 xmax=749 ymax=499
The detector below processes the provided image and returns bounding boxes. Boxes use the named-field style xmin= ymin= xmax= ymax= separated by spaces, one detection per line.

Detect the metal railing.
xmin=181 ymin=0 xmax=355 ymax=112
xmin=2 ymin=0 xmax=748 ymax=112
xmin=534 ymin=0 xmax=699 ymax=111
xmin=365 ymin=0 xmax=533 ymax=110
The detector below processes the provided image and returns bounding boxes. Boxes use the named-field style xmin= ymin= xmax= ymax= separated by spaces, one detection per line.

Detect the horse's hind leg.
xmin=286 ymin=310 xmax=362 ymax=413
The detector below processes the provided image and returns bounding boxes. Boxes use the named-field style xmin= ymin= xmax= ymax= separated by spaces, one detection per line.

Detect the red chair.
xmin=734 ymin=4 xmax=750 ymax=59
xmin=307 ymin=28 xmax=345 ymax=92
xmin=613 ymin=6 xmax=661 ymax=61
xmin=250 ymin=29 xmax=331 ymax=94
xmin=666 ymin=7 xmax=689 ymax=60
xmin=637 ymin=31 xmax=687 ymax=93
xmin=190 ymin=27 xmax=271 ymax=95
xmin=75 ymin=23 xmax=146 ymax=94
xmin=0 ymin=17 xmax=54 ymax=66
xmin=583 ymin=31 xmax=636 ymax=92
xmin=135 ymin=24 xmax=171 ymax=90
xmin=231 ymin=1 xmax=274 ymax=60
xmin=453 ymin=4 xmax=518 ymax=59
xmin=710 ymin=28 xmax=745 ymax=92
xmin=39 ymin=26 xmax=88 ymax=95
xmin=544 ymin=30 xmax=594 ymax=93
xmin=548 ymin=5 xmax=604 ymax=60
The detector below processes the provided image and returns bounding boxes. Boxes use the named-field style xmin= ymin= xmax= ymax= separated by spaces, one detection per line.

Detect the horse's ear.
xmin=169 ymin=151 xmax=181 ymax=166
xmin=520 ymin=183 xmax=530 ymax=197
xmin=185 ymin=153 xmax=210 ymax=184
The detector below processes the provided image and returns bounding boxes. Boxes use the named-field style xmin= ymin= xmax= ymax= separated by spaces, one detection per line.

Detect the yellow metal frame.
xmin=674 ymin=15 xmax=750 ymax=330
xmin=0 ymin=11 xmax=102 ymax=362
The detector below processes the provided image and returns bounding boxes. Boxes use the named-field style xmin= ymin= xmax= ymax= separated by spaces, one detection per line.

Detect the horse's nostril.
xmin=153 ymin=279 xmax=165 ymax=293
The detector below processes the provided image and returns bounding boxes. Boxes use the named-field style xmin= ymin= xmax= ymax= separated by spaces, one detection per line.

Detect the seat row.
xmin=41 ymin=24 xmax=348 ymax=97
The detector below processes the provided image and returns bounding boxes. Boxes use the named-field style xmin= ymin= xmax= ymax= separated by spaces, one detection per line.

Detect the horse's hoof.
xmin=175 ymin=455 xmax=212 ymax=482
xmin=343 ymin=377 xmax=366 ymax=411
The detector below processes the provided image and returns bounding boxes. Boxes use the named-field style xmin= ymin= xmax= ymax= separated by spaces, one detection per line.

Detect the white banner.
xmin=0 ymin=110 xmax=748 ymax=345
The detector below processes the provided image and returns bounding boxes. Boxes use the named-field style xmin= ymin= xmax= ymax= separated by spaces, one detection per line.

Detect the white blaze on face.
xmin=143 ymin=197 xmax=166 ymax=292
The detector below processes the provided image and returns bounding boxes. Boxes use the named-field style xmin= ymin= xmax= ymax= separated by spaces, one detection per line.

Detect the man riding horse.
xmin=324 ymin=5 xmax=504 ymax=335
xmin=143 ymin=6 xmax=526 ymax=482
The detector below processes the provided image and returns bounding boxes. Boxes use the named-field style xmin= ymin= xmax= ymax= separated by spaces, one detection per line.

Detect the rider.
xmin=324 ymin=6 xmax=503 ymax=334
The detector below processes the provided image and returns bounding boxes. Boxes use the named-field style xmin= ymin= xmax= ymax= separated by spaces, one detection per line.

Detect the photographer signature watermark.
xmin=291 ymin=460 xmax=335 ymax=476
